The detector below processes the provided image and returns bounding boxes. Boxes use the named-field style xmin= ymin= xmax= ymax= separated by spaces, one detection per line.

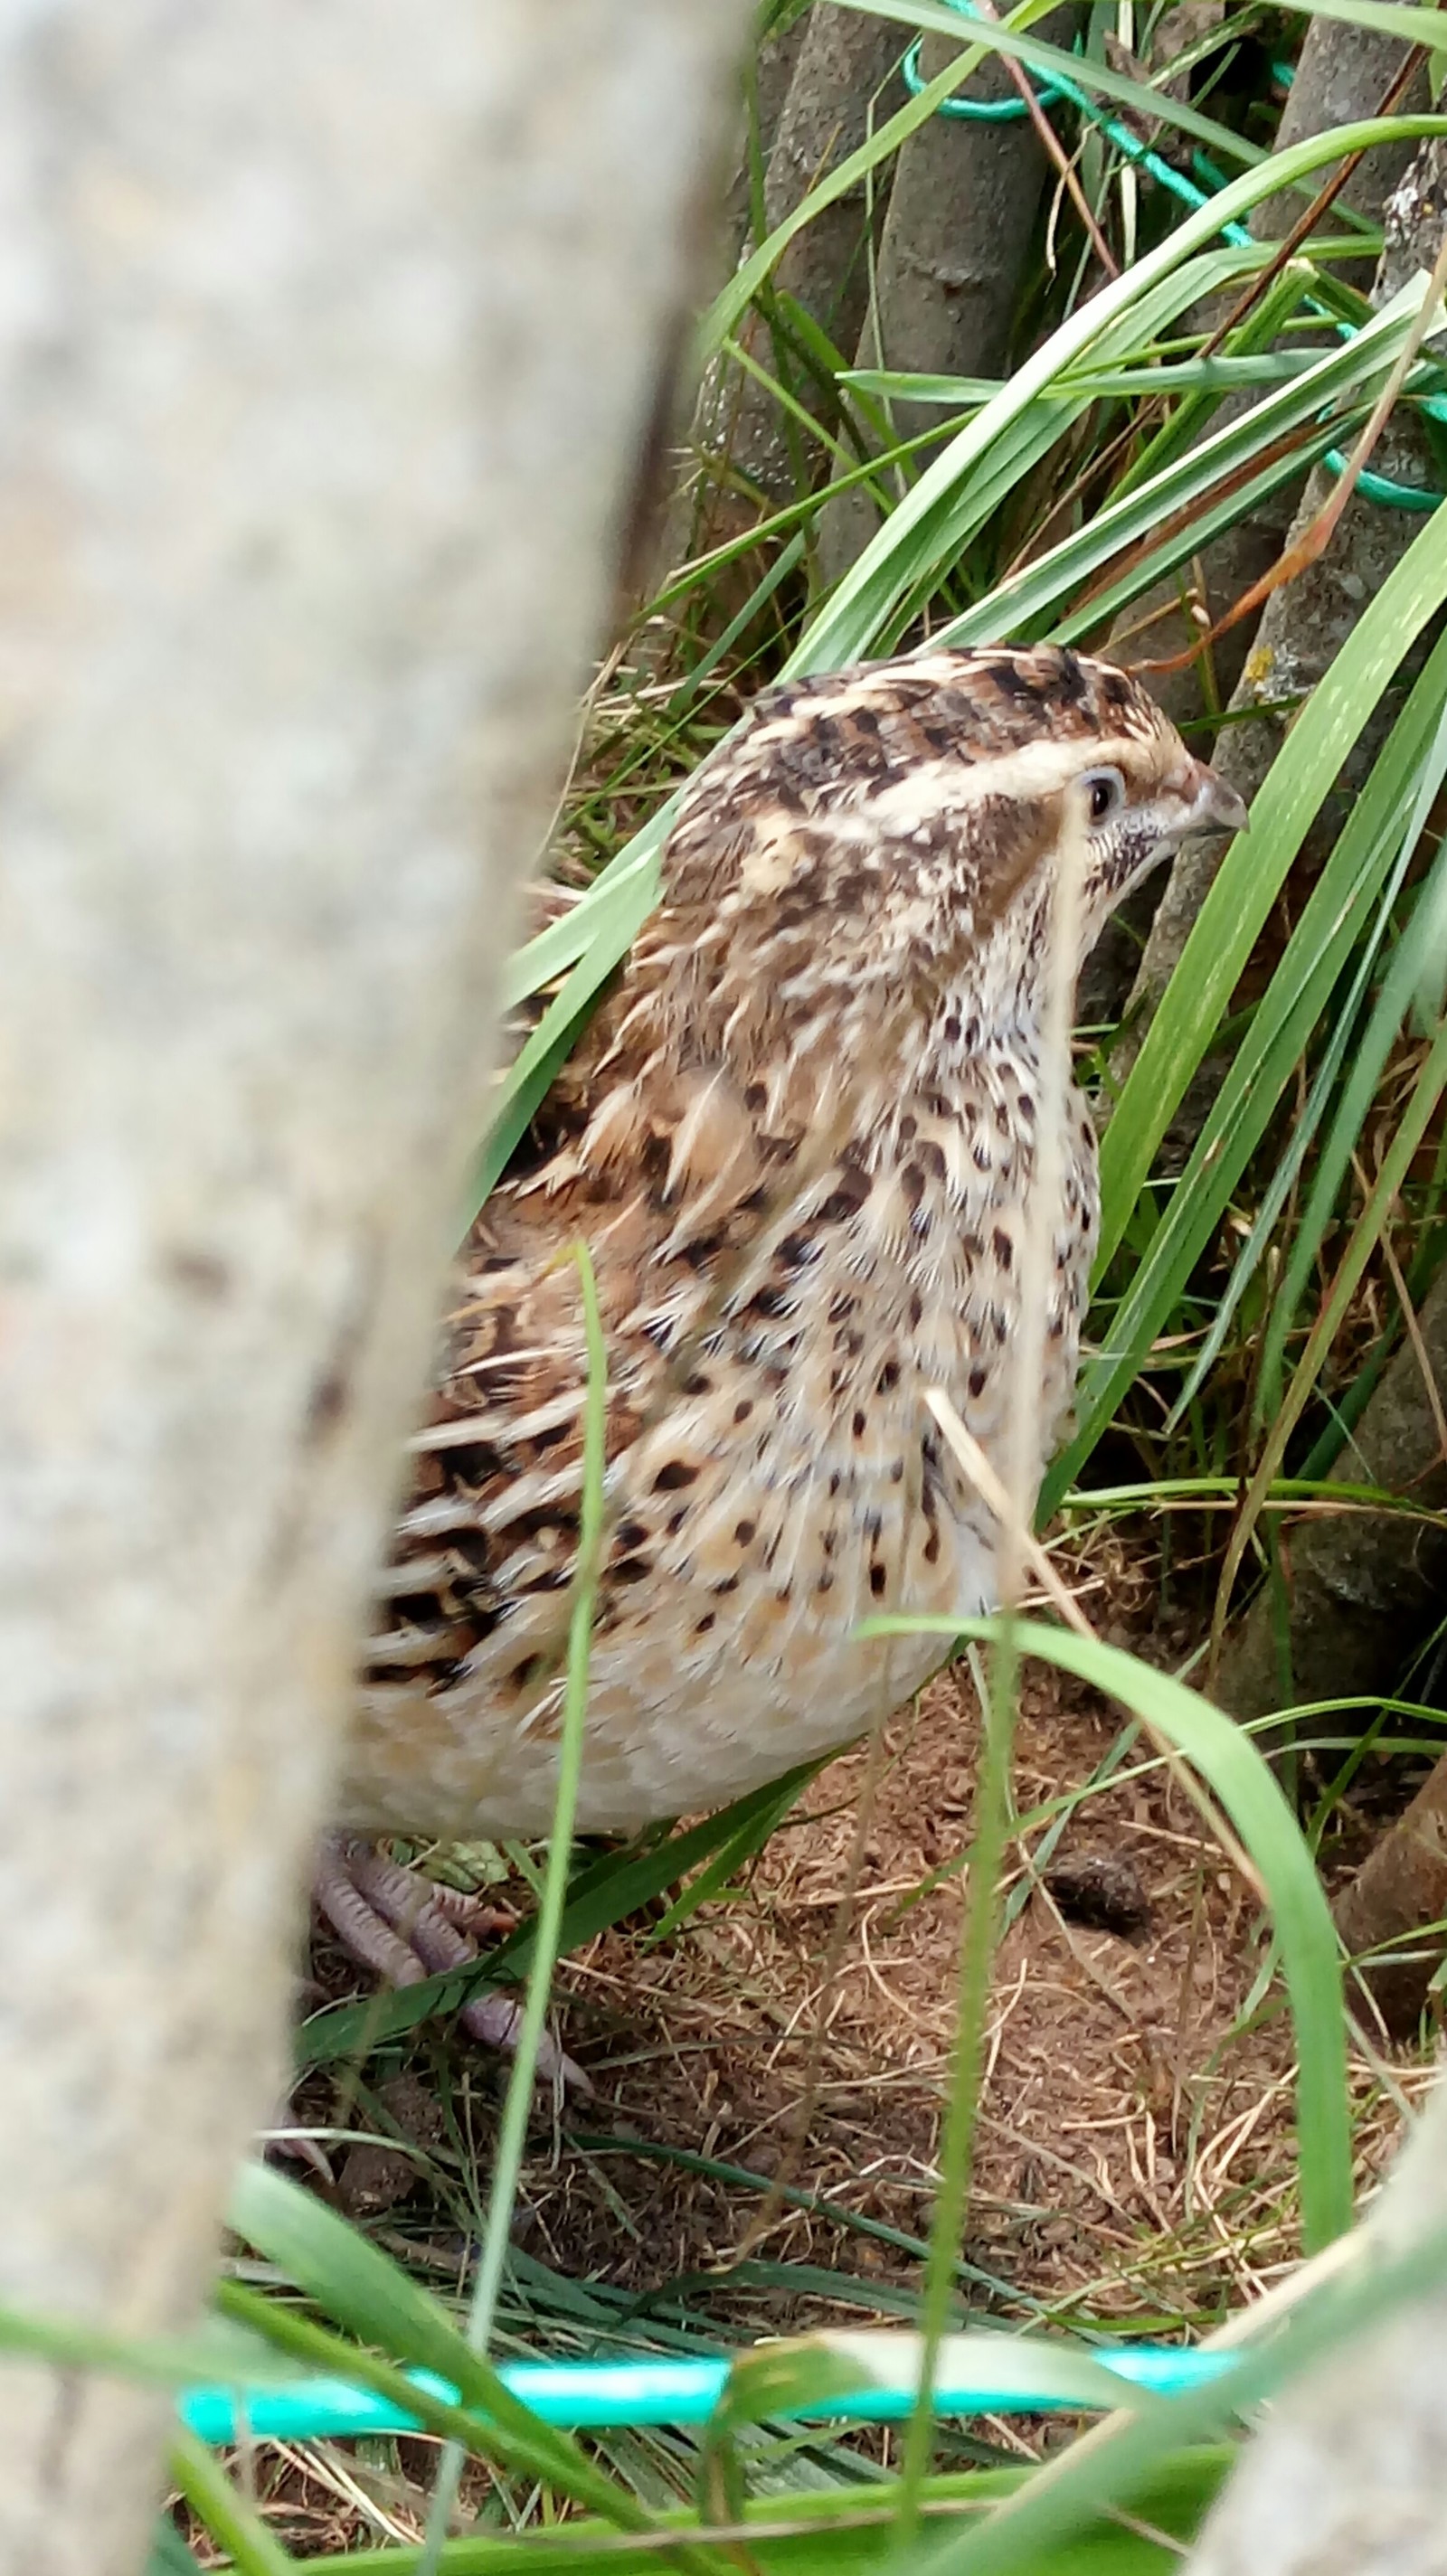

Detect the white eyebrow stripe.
xmin=863 ymin=737 xmax=1139 ymax=832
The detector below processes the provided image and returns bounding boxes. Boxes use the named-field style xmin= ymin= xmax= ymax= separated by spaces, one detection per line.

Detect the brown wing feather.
xmin=364 ymin=952 xmax=821 ymax=1701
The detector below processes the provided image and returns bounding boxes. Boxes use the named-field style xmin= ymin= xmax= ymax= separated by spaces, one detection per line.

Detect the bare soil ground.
xmin=188 ymin=1572 xmax=1434 ymax=2561
xmin=307 ymin=1598 xmax=1421 ymax=2338
xmin=512 ymin=1655 xmax=1322 ymax=2335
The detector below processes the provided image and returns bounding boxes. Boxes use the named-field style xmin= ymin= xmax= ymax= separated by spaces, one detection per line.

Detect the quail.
xmin=315 ymin=646 xmax=1246 ymax=2043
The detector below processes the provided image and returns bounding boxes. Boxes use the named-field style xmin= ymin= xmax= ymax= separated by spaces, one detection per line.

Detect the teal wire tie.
xmin=902 ymin=0 xmax=1444 ymax=512
xmin=180 ymin=2343 xmax=1240 ymax=2446
xmin=902 ymin=25 xmax=1073 ymax=119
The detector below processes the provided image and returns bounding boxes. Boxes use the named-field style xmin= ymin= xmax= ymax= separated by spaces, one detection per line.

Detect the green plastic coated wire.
xmin=903 ymin=0 xmax=1446 ymax=511
xmin=178 ymin=2342 xmax=1239 ymax=2445
xmin=902 ymin=20 xmax=1073 ymax=118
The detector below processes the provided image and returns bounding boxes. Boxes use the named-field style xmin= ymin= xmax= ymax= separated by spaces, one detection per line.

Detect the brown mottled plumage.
xmin=316 ymin=646 xmax=1246 ymax=2026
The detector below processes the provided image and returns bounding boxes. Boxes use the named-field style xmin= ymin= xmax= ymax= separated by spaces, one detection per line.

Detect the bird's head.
xmin=654 ymin=646 xmax=1245 ymax=1070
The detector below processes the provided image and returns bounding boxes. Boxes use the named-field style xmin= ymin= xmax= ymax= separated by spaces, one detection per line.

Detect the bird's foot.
xmin=312 ymin=1833 xmax=591 ymax=2094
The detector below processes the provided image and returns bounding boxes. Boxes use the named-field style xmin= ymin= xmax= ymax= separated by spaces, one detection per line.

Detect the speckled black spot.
xmin=988 ymin=658 xmax=1033 ymax=699
xmin=389 ymin=1592 xmax=447 ymax=1631
xmin=852 ymin=1410 xmax=867 ymax=1439
xmin=877 ymin=1359 xmax=901 ymax=1392
xmin=442 ymin=1441 xmax=502 ymax=1487
xmin=749 ymin=1282 xmax=790 ymax=1320
xmin=682 ymin=1230 xmax=725 ymax=1269
xmin=869 ymin=1562 xmax=887 ymax=1599
xmin=506 ymin=1503 xmax=580 ymax=1546
xmin=818 ymin=1165 xmax=872 ymax=1223
xmin=734 ymin=1518 xmax=757 ymax=1545
xmin=654 ymin=1459 xmax=698 ymax=1491
xmin=1056 ymin=648 xmax=1087 ymax=705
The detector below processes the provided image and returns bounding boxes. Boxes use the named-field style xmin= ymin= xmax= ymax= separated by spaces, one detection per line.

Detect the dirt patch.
xmin=218 ymin=1615 xmax=1433 ymax=2562
xmin=512 ymin=1653 xmax=1301 ymax=2335
xmin=301 ymin=1625 xmax=1419 ymax=2341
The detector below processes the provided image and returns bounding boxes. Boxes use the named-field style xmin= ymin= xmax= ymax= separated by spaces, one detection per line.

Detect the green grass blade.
xmin=1257 ymin=750 xmax=1447 ymax=1419
xmin=146 ymin=2524 xmax=204 ymax=2576
xmin=832 ymin=1 xmax=1270 ymax=172
xmin=169 ymin=2430 xmax=298 ymax=2576
xmin=935 ymin=286 xmax=1420 ymax=650
xmin=702 ymin=1 xmax=1064 ymax=354
xmin=418 ymin=1242 xmax=615 ymax=2564
xmin=223 ymin=2171 xmax=677 ymax=2543
xmin=788 ymin=117 xmax=1447 ymax=677
xmin=568 ymin=2134 xmax=1036 ymax=2311
xmin=296 ymin=1769 xmax=822 ymax=2066
xmin=1216 ymin=1012 xmax=1447 ymax=1628
xmin=903 ymin=2222 xmax=1447 ymax=2573
xmin=1167 ymin=788 xmax=1433 ymax=1425
xmin=298 ymin=2451 xmax=1233 ymax=2572
xmin=1276 ymin=0 xmax=1447 ymax=45
xmin=864 ymin=1619 xmax=1350 ymax=2250
xmin=1045 ymin=611 xmax=1447 ymax=1509
xmin=1096 ymin=486 xmax=1447 ymax=1278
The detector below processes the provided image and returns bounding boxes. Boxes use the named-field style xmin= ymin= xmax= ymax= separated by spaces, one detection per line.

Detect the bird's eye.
xmin=1083 ymin=768 xmax=1125 ymax=824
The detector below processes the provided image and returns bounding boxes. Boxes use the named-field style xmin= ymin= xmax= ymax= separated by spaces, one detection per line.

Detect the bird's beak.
xmin=1184 ymin=758 xmax=1249 ymax=836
